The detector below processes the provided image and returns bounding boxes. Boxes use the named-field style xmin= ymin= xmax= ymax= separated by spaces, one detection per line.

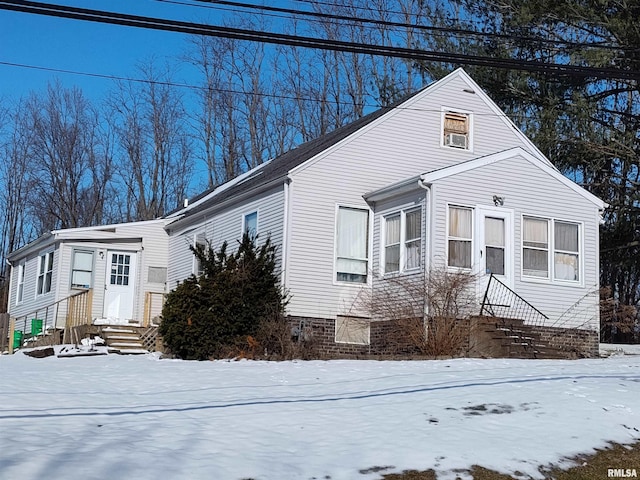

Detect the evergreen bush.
xmin=159 ymin=233 xmax=288 ymax=360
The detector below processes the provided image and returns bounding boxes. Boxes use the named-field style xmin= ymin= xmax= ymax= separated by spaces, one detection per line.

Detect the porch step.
xmin=471 ymin=316 xmax=570 ymax=359
xmin=100 ymin=325 xmax=149 ymax=355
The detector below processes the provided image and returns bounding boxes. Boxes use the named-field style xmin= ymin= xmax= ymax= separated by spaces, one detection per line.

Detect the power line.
xmin=1 ymin=1 xmax=639 ymax=81
xmin=0 ymin=60 xmax=539 ymax=122
xmin=160 ymin=0 xmax=631 ymax=52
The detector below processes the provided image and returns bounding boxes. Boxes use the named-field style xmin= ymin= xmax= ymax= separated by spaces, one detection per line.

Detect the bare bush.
xmin=352 ymin=269 xmax=477 ymax=356
xmin=600 ymin=286 xmax=638 ymax=343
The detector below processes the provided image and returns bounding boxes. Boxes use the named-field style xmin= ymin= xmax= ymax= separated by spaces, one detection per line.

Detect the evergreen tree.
xmin=159 ymin=234 xmax=287 ymax=360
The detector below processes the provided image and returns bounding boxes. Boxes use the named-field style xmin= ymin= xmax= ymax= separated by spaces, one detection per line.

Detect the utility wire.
xmin=1 ymin=1 xmax=639 ymax=80
xmin=0 ymin=60 xmax=526 ymax=119
xmin=181 ymin=0 xmax=630 ymax=52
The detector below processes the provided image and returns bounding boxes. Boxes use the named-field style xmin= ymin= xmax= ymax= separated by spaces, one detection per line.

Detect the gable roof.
xmin=167 ymin=87 xmax=428 ymax=224
xmin=168 ymin=68 xmax=558 ymax=224
xmin=419 ymin=147 xmax=606 ymax=209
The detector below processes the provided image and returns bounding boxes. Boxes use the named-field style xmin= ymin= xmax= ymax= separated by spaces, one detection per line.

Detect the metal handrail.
xmin=480 ymin=274 xmax=548 ymax=326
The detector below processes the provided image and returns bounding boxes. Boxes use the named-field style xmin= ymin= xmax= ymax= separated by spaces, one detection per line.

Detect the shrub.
xmin=159 ymin=233 xmax=288 ymax=360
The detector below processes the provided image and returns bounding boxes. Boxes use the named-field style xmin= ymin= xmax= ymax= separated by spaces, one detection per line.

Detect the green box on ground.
xmin=31 ymin=318 xmax=43 ymax=336
xmin=13 ymin=330 xmax=23 ymax=349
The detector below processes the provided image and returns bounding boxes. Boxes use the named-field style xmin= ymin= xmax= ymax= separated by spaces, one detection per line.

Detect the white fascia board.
xmin=50 ymin=218 xmax=167 ymax=236
xmin=420 ymin=147 xmax=606 ymax=209
xmin=7 ymin=232 xmax=55 ymax=261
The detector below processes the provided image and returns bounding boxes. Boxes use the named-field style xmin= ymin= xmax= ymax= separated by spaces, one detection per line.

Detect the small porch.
xmin=4 ymin=289 xmax=165 ymax=354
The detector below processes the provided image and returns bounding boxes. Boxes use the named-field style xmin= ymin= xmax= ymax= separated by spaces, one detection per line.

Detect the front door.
xmin=103 ymin=251 xmax=137 ymax=324
xmin=476 ymin=207 xmax=513 ymax=295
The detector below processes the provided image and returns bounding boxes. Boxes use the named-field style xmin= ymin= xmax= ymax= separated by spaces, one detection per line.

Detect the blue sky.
xmin=0 ymin=0 xmax=284 ymax=104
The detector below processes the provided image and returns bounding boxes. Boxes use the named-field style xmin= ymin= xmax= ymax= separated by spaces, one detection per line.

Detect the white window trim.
xmin=333 ymin=204 xmax=372 ymax=286
xmin=440 ymin=106 xmax=474 ymax=152
xmin=16 ymin=261 xmax=25 ymax=305
xmin=241 ymin=209 xmax=259 ymax=237
xmin=70 ymin=249 xmax=95 ymax=290
xmin=520 ymin=214 xmax=584 ymax=287
xmin=36 ymin=250 xmax=54 ymax=297
xmin=446 ymin=204 xmax=475 ymax=272
xmin=192 ymin=230 xmax=207 ymax=276
xmin=381 ymin=207 xmax=423 ymax=276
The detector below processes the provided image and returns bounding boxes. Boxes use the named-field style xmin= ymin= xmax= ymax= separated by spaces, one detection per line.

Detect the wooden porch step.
xmin=100 ymin=325 xmax=149 ymax=355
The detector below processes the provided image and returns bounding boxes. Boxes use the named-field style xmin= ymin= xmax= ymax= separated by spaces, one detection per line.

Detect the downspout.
xmin=281 ymin=176 xmax=292 ymax=291
xmin=5 ymin=258 xmax=14 ymax=316
xmin=418 ymin=178 xmax=432 ymax=322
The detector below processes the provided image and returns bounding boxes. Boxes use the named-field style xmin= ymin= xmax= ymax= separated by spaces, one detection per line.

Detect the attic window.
xmin=443 ymin=111 xmax=470 ymax=150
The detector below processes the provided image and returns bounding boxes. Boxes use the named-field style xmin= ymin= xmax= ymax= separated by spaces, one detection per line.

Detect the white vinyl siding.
xmin=167 ymin=186 xmax=285 ymax=291
xmin=36 ymin=251 xmax=53 ymax=296
xmin=431 ymin=153 xmax=598 ymax=330
xmin=448 ymin=206 xmax=473 ymax=269
xmin=285 ymin=72 xmax=537 ymax=320
xmin=71 ymin=250 xmax=94 ymax=288
xmin=335 ymin=206 xmax=370 ymax=283
xmin=383 ymin=207 xmax=422 ymax=274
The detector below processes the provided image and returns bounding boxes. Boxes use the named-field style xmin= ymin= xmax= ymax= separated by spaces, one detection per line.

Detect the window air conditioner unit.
xmin=445 ymin=132 xmax=468 ymax=149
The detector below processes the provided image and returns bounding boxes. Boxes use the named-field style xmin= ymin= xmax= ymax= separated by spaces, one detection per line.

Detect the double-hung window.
xmin=71 ymin=250 xmax=94 ymax=288
xmin=554 ymin=221 xmax=580 ymax=281
xmin=522 ymin=216 xmax=580 ymax=282
xmin=37 ymin=251 xmax=53 ymax=295
xmin=522 ymin=217 xmax=549 ymax=278
xmin=448 ymin=206 xmax=473 ymax=269
xmin=16 ymin=262 xmax=25 ymax=304
xmin=336 ymin=206 xmax=369 ymax=283
xmin=383 ymin=207 xmax=422 ymax=274
xmin=193 ymin=232 xmax=207 ymax=276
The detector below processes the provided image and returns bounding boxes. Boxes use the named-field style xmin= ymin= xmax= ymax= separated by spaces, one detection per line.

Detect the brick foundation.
xmin=288 ymin=315 xmax=599 ymax=359
xmin=288 ymin=316 xmax=425 ymax=358
xmin=529 ymin=325 xmax=599 ymax=358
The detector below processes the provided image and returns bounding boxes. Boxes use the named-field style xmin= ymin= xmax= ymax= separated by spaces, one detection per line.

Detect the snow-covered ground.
xmin=1 ymin=352 xmax=639 ymax=480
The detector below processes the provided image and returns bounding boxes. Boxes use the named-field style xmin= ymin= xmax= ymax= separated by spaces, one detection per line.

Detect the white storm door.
xmin=476 ymin=207 xmax=513 ymax=293
xmin=104 ymin=251 xmax=137 ymax=323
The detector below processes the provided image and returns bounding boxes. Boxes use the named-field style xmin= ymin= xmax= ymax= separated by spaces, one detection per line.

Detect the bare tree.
xmin=25 ymin=82 xmax=114 ymax=232
xmin=110 ymin=62 xmax=193 ymax=220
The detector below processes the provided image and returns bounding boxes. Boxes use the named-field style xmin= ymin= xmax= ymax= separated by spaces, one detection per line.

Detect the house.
xmin=6 ymin=219 xmax=169 ymax=341
xmin=164 ymin=68 xmax=606 ymax=357
xmin=6 ymin=68 xmax=605 ymax=357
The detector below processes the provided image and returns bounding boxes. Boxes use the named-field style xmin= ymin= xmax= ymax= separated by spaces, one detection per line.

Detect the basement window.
xmin=335 ymin=316 xmax=370 ymax=345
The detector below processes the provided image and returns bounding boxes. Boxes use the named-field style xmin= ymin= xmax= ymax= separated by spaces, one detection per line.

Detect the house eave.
xmin=7 ymin=232 xmax=55 ymax=262
xmin=165 ymin=176 xmax=287 ymax=234
xmin=363 ymin=175 xmax=422 ymax=204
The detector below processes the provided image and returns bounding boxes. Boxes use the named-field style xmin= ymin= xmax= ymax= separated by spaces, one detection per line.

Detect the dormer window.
xmin=442 ymin=110 xmax=471 ymax=150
